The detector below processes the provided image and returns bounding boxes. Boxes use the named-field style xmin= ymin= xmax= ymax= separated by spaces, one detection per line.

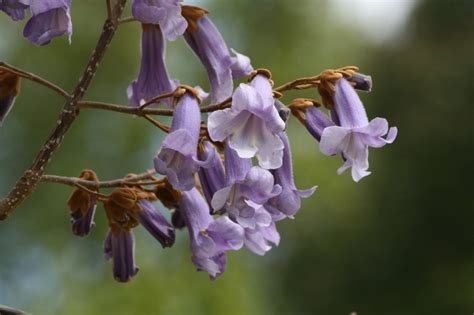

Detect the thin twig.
xmin=41 ymin=169 xmax=157 ymax=189
xmin=75 ymin=183 xmax=109 ymax=201
xmin=118 ymin=16 xmax=136 ymax=25
xmin=140 ymin=90 xmax=178 ymax=109
xmin=78 ymin=101 xmax=174 ymax=116
xmin=143 ymin=115 xmax=171 ymax=133
xmin=0 ymin=0 xmax=129 ymax=220
xmin=0 ymin=62 xmax=70 ymax=99
xmin=106 ymin=0 xmax=113 ymax=19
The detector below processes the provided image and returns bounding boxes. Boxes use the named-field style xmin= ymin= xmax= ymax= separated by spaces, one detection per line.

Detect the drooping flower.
xmin=0 ymin=71 xmax=20 ymax=125
xmin=300 ymin=105 xmax=335 ymax=142
xmin=0 ymin=0 xmax=30 ymax=21
xmin=137 ymin=199 xmax=175 ymax=248
xmin=320 ymin=78 xmax=398 ymax=182
xmin=23 ymin=0 xmax=72 ymax=46
xmin=180 ymin=188 xmax=244 ymax=279
xmin=103 ymin=187 xmax=175 ymax=282
xmin=182 ymin=5 xmax=253 ymax=104
xmin=244 ymin=222 xmax=280 ymax=256
xmin=208 ymin=74 xmax=286 ymax=169
xmin=103 ymin=227 xmax=139 ymax=283
xmin=266 ymin=132 xmax=317 ymax=219
xmin=67 ymin=170 xmax=98 ymax=237
xmin=128 ymin=24 xmax=177 ymax=107
xmin=211 ymin=145 xmax=281 ymax=229
xmin=197 ymin=140 xmax=225 ymax=209
xmin=132 ymin=0 xmax=187 ymax=41
xmin=154 ymin=90 xmax=208 ymax=191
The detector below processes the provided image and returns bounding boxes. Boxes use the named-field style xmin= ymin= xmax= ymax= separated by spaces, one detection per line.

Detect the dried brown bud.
xmin=104 ymin=187 xmax=141 ymax=230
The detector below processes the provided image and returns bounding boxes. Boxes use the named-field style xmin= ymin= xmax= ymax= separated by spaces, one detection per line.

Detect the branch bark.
xmin=0 ymin=0 xmax=128 ymax=220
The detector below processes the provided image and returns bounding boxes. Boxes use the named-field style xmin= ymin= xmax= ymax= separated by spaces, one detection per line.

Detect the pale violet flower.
xmin=0 ymin=0 xmax=30 ymax=21
xmin=183 ymin=8 xmax=253 ymax=103
xmin=244 ymin=222 xmax=280 ymax=256
xmin=266 ymin=132 xmax=317 ymax=219
xmin=154 ymin=92 xmax=206 ymax=191
xmin=211 ymin=145 xmax=281 ymax=230
xmin=180 ymin=188 xmax=244 ymax=279
xmin=132 ymin=0 xmax=187 ymax=41
xmin=208 ymin=74 xmax=286 ymax=169
xmin=128 ymin=24 xmax=177 ymax=107
xmin=320 ymin=78 xmax=397 ymax=182
xmin=23 ymin=0 xmax=72 ymax=46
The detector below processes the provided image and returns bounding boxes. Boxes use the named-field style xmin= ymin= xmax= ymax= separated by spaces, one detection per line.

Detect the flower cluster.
xmin=0 ymin=1 xmax=397 ymax=282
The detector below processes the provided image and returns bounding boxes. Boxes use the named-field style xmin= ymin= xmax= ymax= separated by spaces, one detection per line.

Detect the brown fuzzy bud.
xmin=182 ymin=5 xmax=209 ymax=33
xmin=154 ymin=178 xmax=181 ymax=210
xmin=67 ymin=170 xmax=98 ymax=217
xmin=0 ymin=71 xmax=20 ymax=98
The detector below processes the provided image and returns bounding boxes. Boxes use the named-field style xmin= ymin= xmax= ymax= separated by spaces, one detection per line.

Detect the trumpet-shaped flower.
xmin=154 ymin=92 xmax=207 ymax=190
xmin=197 ymin=141 xmax=226 ymax=209
xmin=208 ymin=74 xmax=286 ymax=169
xmin=132 ymin=0 xmax=187 ymax=41
xmin=128 ymin=24 xmax=177 ymax=107
xmin=266 ymin=132 xmax=316 ymax=218
xmin=320 ymin=78 xmax=397 ymax=182
xmin=183 ymin=6 xmax=253 ymax=103
xmin=244 ymin=222 xmax=280 ymax=256
xmin=23 ymin=0 xmax=72 ymax=46
xmin=180 ymin=188 xmax=244 ymax=279
xmin=0 ymin=0 xmax=30 ymax=21
xmin=104 ymin=228 xmax=139 ymax=283
xmin=137 ymin=199 xmax=175 ymax=248
xmin=212 ymin=145 xmax=281 ymax=229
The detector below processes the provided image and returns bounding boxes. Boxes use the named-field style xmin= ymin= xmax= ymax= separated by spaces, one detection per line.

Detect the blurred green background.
xmin=0 ymin=0 xmax=472 ymax=314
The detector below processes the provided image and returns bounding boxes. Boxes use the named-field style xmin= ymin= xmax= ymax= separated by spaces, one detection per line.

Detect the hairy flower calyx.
xmin=0 ymin=71 xmax=20 ymax=97
xmin=181 ymin=5 xmax=209 ymax=33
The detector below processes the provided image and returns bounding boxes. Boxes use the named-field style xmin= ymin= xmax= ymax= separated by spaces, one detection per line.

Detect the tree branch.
xmin=0 ymin=0 xmax=128 ymax=220
xmin=41 ymin=169 xmax=157 ymax=189
xmin=0 ymin=62 xmax=70 ymax=99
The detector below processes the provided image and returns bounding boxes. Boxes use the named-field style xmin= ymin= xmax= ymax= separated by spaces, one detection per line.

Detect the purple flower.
xmin=183 ymin=6 xmax=253 ymax=103
xmin=154 ymin=92 xmax=207 ymax=191
xmin=212 ymin=145 xmax=281 ymax=229
xmin=128 ymin=24 xmax=177 ymax=107
xmin=197 ymin=140 xmax=225 ymax=209
xmin=0 ymin=71 xmax=20 ymax=125
xmin=320 ymin=78 xmax=398 ymax=182
xmin=0 ymin=0 xmax=30 ymax=21
xmin=104 ymin=228 xmax=139 ymax=283
xmin=244 ymin=222 xmax=280 ymax=256
xmin=137 ymin=200 xmax=175 ymax=248
xmin=23 ymin=0 xmax=72 ymax=46
xmin=302 ymin=106 xmax=335 ymax=142
xmin=132 ymin=0 xmax=187 ymax=41
xmin=266 ymin=132 xmax=316 ymax=218
xmin=70 ymin=198 xmax=96 ymax=237
xmin=180 ymin=188 xmax=244 ymax=279
xmin=208 ymin=74 xmax=286 ymax=169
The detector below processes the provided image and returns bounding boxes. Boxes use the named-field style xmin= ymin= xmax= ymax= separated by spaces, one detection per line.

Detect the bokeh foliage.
xmin=0 ymin=0 xmax=472 ymax=314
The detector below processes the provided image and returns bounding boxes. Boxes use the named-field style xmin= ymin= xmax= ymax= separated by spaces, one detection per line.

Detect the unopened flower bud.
xmin=67 ymin=170 xmax=98 ymax=237
xmin=0 ymin=71 xmax=20 ymax=125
